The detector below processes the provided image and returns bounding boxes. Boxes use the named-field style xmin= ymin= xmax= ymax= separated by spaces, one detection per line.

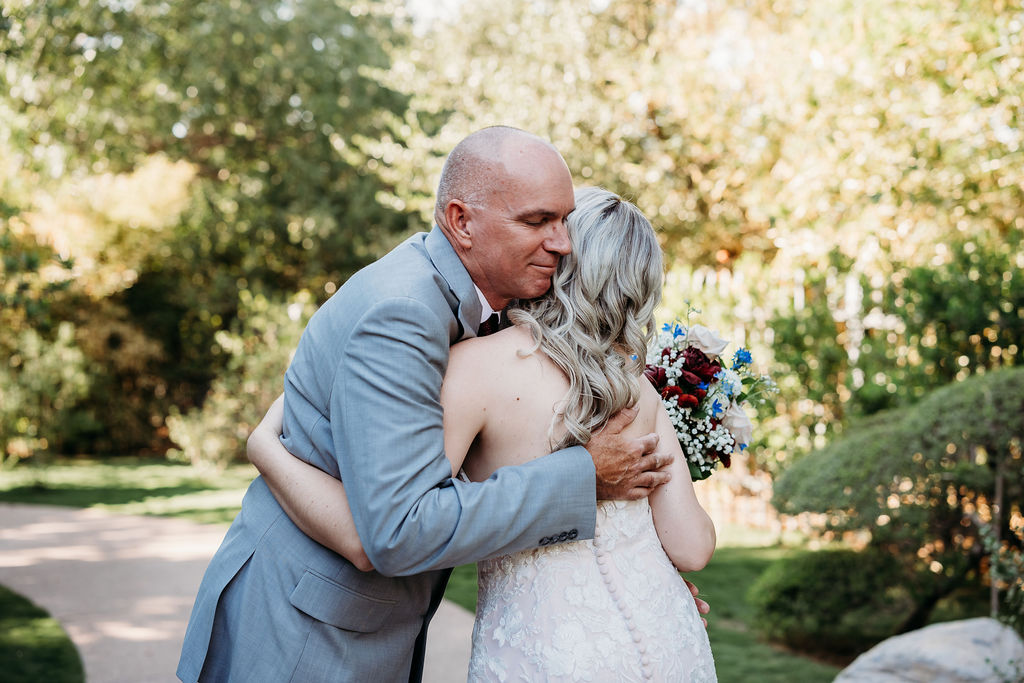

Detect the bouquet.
xmin=644 ymin=310 xmax=776 ymax=481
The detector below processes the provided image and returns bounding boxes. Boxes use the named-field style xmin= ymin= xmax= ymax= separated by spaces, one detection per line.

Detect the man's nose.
xmin=546 ymin=220 xmax=571 ymax=255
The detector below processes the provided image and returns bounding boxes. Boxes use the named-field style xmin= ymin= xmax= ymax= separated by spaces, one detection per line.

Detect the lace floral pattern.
xmin=468 ymin=500 xmax=717 ymax=682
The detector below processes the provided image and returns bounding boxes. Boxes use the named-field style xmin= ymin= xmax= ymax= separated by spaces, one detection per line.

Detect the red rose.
xmin=661 ymin=385 xmax=684 ymax=402
xmin=678 ymin=369 xmax=703 ymax=387
xmin=644 ymin=365 xmax=667 ymax=388
xmin=683 ymin=346 xmax=721 ymax=381
xmin=663 ymin=385 xmax=700 ymax=409
xmin=677 ymin=393 xmax=699 ymax=409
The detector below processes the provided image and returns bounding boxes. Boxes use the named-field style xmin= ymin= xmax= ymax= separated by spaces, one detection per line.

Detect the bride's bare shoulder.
xmin=447 ymin=325 xmax=550 ymax=388
xmin=450 ymin=324 xmax=536 ymax=360
xmin=638 ymin=377 xmax=667 ymax=423
xmin=447 ymin=324 xmax=515 ymax=365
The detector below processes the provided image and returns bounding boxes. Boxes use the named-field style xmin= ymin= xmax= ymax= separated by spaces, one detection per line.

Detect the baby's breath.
xmin=645 ymin=312 xmax=777 ymax=480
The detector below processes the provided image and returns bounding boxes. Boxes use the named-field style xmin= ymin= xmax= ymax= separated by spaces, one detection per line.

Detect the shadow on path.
xmin=0 ymin=503 xmax=473 ymax=683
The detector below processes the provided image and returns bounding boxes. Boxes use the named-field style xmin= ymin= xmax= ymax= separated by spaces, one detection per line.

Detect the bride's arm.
xmin=644 ymin=385 xmax=717 ymax=573
xmin=246 ymin=395 xmax=374 ymax=571
xmin=247 ymin=351 xmax=487 ymax=569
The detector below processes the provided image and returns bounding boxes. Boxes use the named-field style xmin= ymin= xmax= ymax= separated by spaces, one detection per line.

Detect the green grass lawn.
xmin=0 ymin=585 xmax=84 ymax=683
xmin=1 ymin=457 xmax=841 ymax=682
xmin=0 ymin=456 xmax=257 ymax=524
xmin=691 ymin=547 xmax=843 ymax=682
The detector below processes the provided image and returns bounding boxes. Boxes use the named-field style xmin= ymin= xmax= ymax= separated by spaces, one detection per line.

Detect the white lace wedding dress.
xmin=468 ymin=499 xmax=717 ymax=682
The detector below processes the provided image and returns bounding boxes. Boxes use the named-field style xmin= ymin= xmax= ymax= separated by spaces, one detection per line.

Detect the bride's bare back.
xmin=443 ymin=325 xmax=654 ymax=481
xmin=442 ymin=324 xmax=713 ymax=574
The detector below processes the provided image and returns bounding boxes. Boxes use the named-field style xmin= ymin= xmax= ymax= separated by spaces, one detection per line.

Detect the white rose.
xmin=721 ymin=402 xmax=754 ymax=449
xmin=687 ymin=324 xmax=729 ymax=358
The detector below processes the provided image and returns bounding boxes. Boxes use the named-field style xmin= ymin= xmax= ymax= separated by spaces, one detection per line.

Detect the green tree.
xmin=166 ymin=290 xmax=316 ymax=469
xmin=382 ymin=0 xmax=784 ymax=267
xmin=385 ymin=0 xmax=1023 ymax=470
xmin=1 ymin=0 xmax=420 ymax=453
xmin=770 ymin=228 xmax=1023 ymax=452
xmin=748 ymin=548 xmax=915 ymax=656
xmin=0 ymin=177 xmax=86 ymax=461
xmin=772 ymin=367 xmax=1024 ymax=632
xmin=759 ymin=0 xmax=1024 ymax=457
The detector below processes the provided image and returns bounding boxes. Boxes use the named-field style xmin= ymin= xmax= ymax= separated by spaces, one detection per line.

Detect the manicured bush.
xmin=772 ymin=367 xmax=1024 ymax=632
xmin=748 ymin=548 xmax=914 ymax=656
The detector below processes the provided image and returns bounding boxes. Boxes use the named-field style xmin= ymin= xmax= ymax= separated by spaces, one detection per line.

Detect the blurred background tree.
xmin=2 ymin=0 xmax=419 ymax=457
xmin=770 ymin=368 xmax=1024 ymax=646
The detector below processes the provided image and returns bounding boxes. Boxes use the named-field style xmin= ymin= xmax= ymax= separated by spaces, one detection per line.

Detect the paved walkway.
xmin=0 ymin=503 xmax=474 ymax=682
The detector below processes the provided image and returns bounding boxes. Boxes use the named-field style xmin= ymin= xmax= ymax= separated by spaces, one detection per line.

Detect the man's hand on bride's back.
xmin=587 ymin=406 xmax=671 ymax=501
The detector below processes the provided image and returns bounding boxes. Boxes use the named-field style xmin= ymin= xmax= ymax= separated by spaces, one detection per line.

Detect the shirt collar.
xmin=474 ymin=285 xmax=496 ymax=325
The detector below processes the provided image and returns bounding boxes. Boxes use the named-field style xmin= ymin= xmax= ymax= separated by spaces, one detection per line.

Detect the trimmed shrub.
xmin=748 ymin=548 xmax=915 ymax=656
xmin=772 ymin=368 xmax=1024 ymax=631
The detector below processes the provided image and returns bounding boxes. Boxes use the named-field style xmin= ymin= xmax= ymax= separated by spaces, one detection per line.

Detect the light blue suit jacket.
xmin=177 ymin=228 xmax=597 ymax=682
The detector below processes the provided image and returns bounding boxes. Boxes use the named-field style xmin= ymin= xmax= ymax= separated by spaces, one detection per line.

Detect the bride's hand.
xmin=685 ymin=578 xmax=710 ymax=628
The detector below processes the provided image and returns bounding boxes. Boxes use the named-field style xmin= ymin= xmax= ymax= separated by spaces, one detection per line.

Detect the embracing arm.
xmin=333 ymin=299 xmax=599 ymax=576
xmin=247 ymin=381 xmax=483 ymax=570
xmin=645 ymin=385 xmax=717 ymax=573
xmin=257 ymin=296 xmax=596 ymax=577
xmin=247 ymin=395 xmax=375 ymax=571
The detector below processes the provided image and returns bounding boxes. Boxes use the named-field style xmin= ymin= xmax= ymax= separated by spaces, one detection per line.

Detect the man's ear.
xmin=444 ymin=200 xmax=473 ymax=250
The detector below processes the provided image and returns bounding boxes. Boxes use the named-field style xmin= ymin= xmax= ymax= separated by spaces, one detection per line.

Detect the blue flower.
xmin=710 ymin=398 xmax=724 ymax=417
xmin=731 ymin=347 xmax=753 ymax=369
xmin=697 ymin=381 xmax=709 ymax=391
xmin=674 ymin=323 xmax=686 ymax=338
xmin=662 ymin=322 xmax=673 ymax=332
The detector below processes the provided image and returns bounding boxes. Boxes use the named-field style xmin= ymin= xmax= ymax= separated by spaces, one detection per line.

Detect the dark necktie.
xmin=477 ymin=312 xmax=501 ymax=337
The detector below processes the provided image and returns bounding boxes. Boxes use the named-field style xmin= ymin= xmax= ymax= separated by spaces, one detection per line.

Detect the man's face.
xmin=465 ymin=145 xmax=575 ymax=308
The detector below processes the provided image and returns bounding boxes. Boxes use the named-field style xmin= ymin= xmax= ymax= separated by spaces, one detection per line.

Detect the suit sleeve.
xmin=332 ymin=296 xmax=597 ymax=577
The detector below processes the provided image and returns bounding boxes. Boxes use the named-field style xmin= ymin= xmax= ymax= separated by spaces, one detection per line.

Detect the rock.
xmin=835 ymin=617 xmax=1024 ymax=683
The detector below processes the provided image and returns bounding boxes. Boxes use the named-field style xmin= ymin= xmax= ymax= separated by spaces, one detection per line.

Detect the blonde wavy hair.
xmin=508 ymin=187 xmax=664 ymax=450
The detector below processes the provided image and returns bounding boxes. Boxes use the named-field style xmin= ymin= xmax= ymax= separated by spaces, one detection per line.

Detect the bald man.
xmin=177 ymin=127 xmax=672 ymax=683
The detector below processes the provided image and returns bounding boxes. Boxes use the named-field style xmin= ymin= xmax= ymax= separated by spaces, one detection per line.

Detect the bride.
xmin=249 ymin=187 xmax=717 ymax=681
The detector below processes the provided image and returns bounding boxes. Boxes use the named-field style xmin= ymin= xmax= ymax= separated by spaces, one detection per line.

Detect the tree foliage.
xmin=1 ymin=0 xmax=419 ymax=457
xmin=757 ymin=0 xmax=1024 ymax=460
xmin=771 ymin=229 xmax=1023 ymax=438
xmin=166 ymin=290 xmax=316 ymax=469
xmin=772 ymin=367 xmax=1024 ymax=630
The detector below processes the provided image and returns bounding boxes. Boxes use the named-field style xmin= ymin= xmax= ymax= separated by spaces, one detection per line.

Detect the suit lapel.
xmin=424 ymin=227 xmax=481 ymax=341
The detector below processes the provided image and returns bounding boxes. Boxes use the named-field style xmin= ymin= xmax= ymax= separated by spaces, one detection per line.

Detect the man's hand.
xmin=685 ymin=578 xmax=710 ymax=628
xmin=587 ymin=406 xmax=672 ymax=500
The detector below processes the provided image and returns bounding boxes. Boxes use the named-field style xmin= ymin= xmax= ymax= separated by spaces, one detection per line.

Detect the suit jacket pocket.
xmin=289 ymin=568 xmax=397 ymax=633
